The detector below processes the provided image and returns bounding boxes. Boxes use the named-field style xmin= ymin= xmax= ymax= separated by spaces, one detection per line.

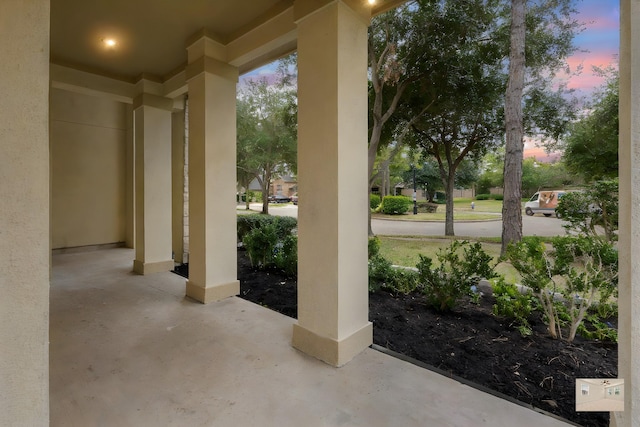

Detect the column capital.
xmin=294 ymin=0 xmax=372 ymax=25
xmin=186 ymin=31 xmax=227 ymax=63
xmin=133 ymin=92 xmax=174 ymax=111
xmin=185 ymin=56 xmax=239 ymax=83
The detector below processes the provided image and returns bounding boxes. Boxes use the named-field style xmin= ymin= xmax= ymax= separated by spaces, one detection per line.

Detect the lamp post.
xmin=412 ymin=164 xmax=418 ymax=215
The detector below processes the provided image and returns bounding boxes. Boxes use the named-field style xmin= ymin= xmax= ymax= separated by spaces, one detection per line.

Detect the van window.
xmin=529 ymin=193 xmax=539 ymax=202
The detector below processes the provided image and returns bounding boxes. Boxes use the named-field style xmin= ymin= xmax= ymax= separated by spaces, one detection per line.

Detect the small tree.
xmin=552 ymin=236 xmax=618 ymax=342
xmin=505 ymin=235 xmax=618 ymax=342
xmin=555 ymin=179 xmax=619 ymax=242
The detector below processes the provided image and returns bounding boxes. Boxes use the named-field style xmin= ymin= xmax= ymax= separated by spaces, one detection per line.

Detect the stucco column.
xmin=292 ymin=0 xmax=373 ymax=366
xmin=614 ymin=1 xmax=640 ymax=426
xmin=0 ymin=0 xmax=50 ymax=424
xmin=132 ymin=93 xmax=174 ymax=274
xmin=185 ymin=36 xmax=240 ymax=303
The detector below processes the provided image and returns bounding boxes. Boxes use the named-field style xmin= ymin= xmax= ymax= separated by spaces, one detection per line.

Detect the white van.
xmin=524 ymin=190 xmax=567 ymax=217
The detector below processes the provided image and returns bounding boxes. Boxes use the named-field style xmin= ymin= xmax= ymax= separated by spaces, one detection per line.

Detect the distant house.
xmin=270 ymin=175 xmax=297 ymax=197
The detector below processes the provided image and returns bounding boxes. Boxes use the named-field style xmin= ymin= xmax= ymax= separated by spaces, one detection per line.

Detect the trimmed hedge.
xmin=381 ymin=195 xmax=411 ymax=215
xmin=370 ymin=194 xmax=382 ymax=210
xmin=475 ymin=194 xmax=491 ymax=200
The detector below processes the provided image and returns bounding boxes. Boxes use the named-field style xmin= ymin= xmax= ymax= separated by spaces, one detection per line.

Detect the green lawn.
xmin=378 ymin=236 xmax=520 ymax=284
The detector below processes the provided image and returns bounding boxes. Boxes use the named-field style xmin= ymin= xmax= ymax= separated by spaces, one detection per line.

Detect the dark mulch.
xmin=176 ymin=251 xmax=618 ymax=427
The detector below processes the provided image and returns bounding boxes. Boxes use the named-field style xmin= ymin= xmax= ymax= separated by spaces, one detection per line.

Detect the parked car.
xmin=291 ymin=193 xmax=298 ymax=205
xmin=268 ymin=195 xmax=291 ymax=203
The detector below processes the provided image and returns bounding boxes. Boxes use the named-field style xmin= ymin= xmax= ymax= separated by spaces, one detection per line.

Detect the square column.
xmin=615 ymin=2 xmax=640 ymax=426
xmin=292 ymin=0 xmax=372 ymax=366
xmin=0 ymin=0 xmax=50 ymax=424
xmin=132 ymin=94 xmax=174 ymax=274
xmin=185 ymin=40 xmax=240 ymax=303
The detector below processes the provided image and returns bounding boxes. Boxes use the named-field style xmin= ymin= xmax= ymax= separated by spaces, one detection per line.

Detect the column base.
xmin=185 ymin=279 xmax=239 ymax=304
xmin=133 ymin=259 xmax=174 ymax=275
xmin=292 ymin=321 xmax=373 ymax=367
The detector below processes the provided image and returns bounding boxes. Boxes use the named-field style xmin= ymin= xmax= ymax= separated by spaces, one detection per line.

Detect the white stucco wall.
xmin=0 ymin=0 xmax=50 ymax=424
xmin=50 ymin=88 xmax=127 ymax=249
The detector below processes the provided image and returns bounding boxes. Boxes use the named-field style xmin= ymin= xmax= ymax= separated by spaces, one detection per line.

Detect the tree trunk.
xmin=501 ymin=0 xmax=526 ymax=255
xmin=444 ymin=174 xmax=455 ymax=236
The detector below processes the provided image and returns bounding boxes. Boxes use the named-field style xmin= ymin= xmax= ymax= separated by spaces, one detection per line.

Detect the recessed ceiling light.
xmin=368 ymin=0 xmax=376 ymax=4
xmin=102 ymin=38 xmax=117 ymax=47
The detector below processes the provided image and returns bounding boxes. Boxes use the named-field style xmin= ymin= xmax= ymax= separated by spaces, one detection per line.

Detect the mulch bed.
xmin=177 ymin=250 xmax=618 ymax=426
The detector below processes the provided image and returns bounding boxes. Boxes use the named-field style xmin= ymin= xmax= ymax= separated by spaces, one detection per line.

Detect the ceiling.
xmin=49 ymin=0 xmax=407 ymax=83
xmin=50 ymin=0 xmax=295 ymax=81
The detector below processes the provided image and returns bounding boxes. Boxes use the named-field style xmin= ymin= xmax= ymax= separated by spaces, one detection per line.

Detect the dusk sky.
xmin=525 ymin=0 xmax=620 ymax=160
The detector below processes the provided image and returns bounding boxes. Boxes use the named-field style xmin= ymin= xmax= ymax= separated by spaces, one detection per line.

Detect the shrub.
xmin=368 ymin=236 xmax=380 ymax=259
xmin=368 ymin=255 xmax=418 ymax=294
xmin=491 ymin=194 xmax=504 ymax=201
xmin=274 ymin=235 xmax=298 ymax=277
xmin=380 ymin=195 xmax=411 ymax=215
xmin=577 ymin=314 xmax=618 ymax=342
xmin=416 ymin=240 xmax=497 ymax=311
xmin=475 ymin=194 xmax=490 ymax=200
xmin=505 ymin=235 xmax=618 ymax=342
xmin=239 ymin=214 xmax=298 ymax=276
xmin=556 ymin=179 xmax=618 ymax=242
xmin=370 ymin=194 xmax=382 ymax=210
xmin=416 ymin=202 xmax=438 ymax=213
xmin=237 ymin=214 xmax=297 ymax=242
xmin=242 ymin=225 xmax=278 ymax=268
xmin=491 ymin=278 xmax=533 ymax=336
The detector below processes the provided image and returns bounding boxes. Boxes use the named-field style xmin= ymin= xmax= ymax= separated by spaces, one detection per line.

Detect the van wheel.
xmin=555 ymin=212 xmax=562 ymax=219
xmin=525 ymin=207 xmax=534 ymax=216
xmin=543 ymin=213 xmax=552 ymax=217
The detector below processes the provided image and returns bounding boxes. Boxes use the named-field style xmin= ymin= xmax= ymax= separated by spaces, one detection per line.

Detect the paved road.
xmin=371 ymin=215 xmax=566 ymax=237
xmin=240 ymin=203 xmax=568 ymax=238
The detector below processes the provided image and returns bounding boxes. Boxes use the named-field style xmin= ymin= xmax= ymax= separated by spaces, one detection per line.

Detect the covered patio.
xmin=50 ymin=247 xmax=572 ymax=426
xmin=1 ymin=0 xmax=640 ymax=425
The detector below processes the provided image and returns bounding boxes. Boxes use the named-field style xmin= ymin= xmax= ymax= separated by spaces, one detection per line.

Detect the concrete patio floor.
xmin=50 ymin=248 xmax=575 ymax=427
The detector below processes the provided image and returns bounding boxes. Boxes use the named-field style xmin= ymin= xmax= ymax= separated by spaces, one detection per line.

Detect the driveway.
xmin=239 ymin=203 xmax=568 ymax=238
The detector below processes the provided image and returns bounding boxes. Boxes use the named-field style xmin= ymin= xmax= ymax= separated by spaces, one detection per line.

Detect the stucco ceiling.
xmin=50 ymin=0 xmax=294 ymax=81
xmin=50 ymin=0 xmax=407 ymax=82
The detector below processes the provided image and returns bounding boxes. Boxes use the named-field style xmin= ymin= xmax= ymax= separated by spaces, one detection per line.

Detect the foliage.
xmin=237 ymin=214 xmax=297 ymax=242
xmin=505 ymin=235 xmax=618 ymax=342
xmin=239 ymin=215 xmax=298 ymax=276
xmin=242 ymin=225 xmax=279 ymax=269
xmin=492 ymin=277 xmax=534 ymax=336
xmin=368 ymin=255 xmax=419 ymax=294
xmin=577 ymin=314 xmax=618 ymax=342
xmin=368 ymin=236 xmax=380 ymax=259
xmin=475 ymin=194 xmax=491 ymax=201
xmin=555 ymin=179 xmax=619 ymax=242
xmin=416 ymin=240 xmax=497 ymax=311
xmin=370 ymin=194 xmax=382 ymax=210
xmin=237 ymin=54 xmax=297 ymax=215
xmin=402 ymin=0 xmax=507 ymax=236
xmin=380 ymin=195 xmax=411 ymax=215
xmin=563 ymin=70 xmax=619 ymax=181
xmin=274 ymin=235 xmax=298 ymax=277
xmin=416 ymin=202 xmax=438 ymax=213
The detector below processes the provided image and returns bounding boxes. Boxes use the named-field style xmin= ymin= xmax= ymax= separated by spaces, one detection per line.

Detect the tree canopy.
xmin=562 ymin=70 xmax=619 ymax=181
xmin=237 ymin=59 xmax=297 ymax=214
